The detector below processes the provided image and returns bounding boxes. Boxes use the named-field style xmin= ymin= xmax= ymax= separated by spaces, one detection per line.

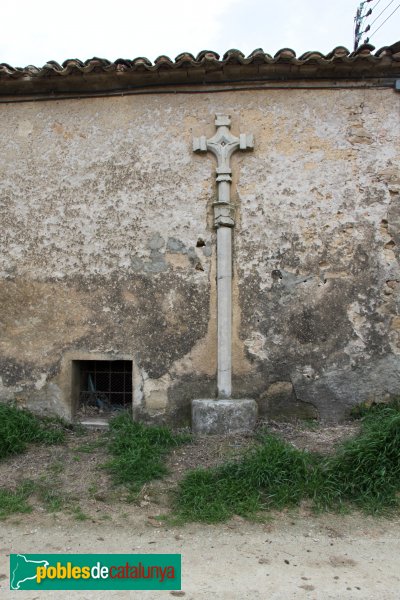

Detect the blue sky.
xmin=1 ymin=0 xmax=399 ymax=67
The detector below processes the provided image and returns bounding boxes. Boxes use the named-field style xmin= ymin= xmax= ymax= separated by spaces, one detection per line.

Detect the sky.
xmin=1 ymin=0 xmax=399 ymax=67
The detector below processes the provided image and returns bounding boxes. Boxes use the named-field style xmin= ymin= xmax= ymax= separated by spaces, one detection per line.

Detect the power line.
xmin=354 ymin=0 xmax=375 ymax=50
xmin=369 ymin=0 xmax=396 ymax=27
xmin=354 ymin=0 xmax=400 ymax=49
xmin=370 ymin=0 xmax=385 ymax=10
xmin=365 ymin=2 xmax=400 ymax=40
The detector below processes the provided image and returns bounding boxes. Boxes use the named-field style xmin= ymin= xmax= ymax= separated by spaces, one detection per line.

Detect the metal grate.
xmin=78 ymin=360 xmax=132 ymax=413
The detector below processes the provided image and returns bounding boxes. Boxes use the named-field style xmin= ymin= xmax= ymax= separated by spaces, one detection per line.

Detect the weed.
xmin=49 ymin=461 xmax=64 ymax=475
xmin=70 ymin=506 xmax=89 ymax=521
xmin=70 ymin=423 xmax=88 ymax=436
xmin=34 ymin=479 xmax=66 ymax=512
xmin=105 ymin=412 xmax=190 ymax=492
xmin=175 ymin=434 xmax=312 ymax=522
xmin=14 ymin=477 xmax=67 ymax=513
xmin=0 ymin=483 xmax=32 ymax=519
xmin=300 ymin=419 xmax=320 ymax=431
xmin=314 ymin=403 xmax=400 ymax=513
xmin=87 ymin=483 xmax=99 ymax=497
xmin=124 ymin=486 xmax=142 ymax=504
xmin=74 ymin=439 xmax=104 ymax=454
xmin=0 ymin=403 xmax=65 ymax=459
xmin=175 ymin=400 xmax=400 ymax=522
xmin=349 ymin=398 xmax=400 ymax=420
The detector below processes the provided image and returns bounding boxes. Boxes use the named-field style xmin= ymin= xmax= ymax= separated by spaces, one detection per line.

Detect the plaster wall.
xmin=0 ymin=88 xmax=399 ymax=422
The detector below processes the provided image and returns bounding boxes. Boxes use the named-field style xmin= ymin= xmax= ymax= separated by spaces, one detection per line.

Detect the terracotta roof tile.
xmin=154 ymin=55 xmax=174 ymax=67
xmin=196 ymin=50 xmax=220 ymax=62
xmin=324 ymin=46 xmax=349 ymax=60
xmin=174 ymin=52 xmax=196 ymax=65
xmin=298 ymin=51 xmax=325 ymax=61
xmin=247 ymin=48 xmax=272 ymax=62
xmin=222 ymin=49 xmax=245 ymax=63
xmin=352 ymin=43 xmax=376 ymax=56
xmin=0 ymin=42 xmax=399 ymax=97
xmin=274 ymin=48 xmax=296 ymax=60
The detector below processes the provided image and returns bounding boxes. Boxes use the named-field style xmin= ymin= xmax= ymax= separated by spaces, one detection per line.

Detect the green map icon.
xmin=10 ymin=554 xmax=49 ymax=590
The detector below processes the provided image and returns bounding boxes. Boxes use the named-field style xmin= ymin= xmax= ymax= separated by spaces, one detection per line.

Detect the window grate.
xmin=78 ymin=360 xmax=132 ymax=415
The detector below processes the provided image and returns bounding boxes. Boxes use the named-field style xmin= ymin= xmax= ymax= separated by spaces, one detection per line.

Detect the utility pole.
xmin=354 ymin=0 xmax=373 ymax=51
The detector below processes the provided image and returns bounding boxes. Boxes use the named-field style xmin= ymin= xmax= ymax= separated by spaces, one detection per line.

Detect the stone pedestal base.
xmin=191 ymin=399 xmax=258 ymax=435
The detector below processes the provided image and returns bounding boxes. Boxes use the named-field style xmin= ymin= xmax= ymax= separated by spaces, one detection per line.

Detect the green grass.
xmin=105 ymin=412 xmax=190 ymax=492
xmin=174 ymin=400 xmax=400 ymax=522
xmin=174 ymin=433 xmax=314 ymax=522
xmin=0 ymin=477 xmax=68 ymax=517
xmin=0 ymin=483 xmax=33 ymax=519
xmin=0 ymin=403 xmax=66 ymax=459
xmin=32 ymin=478 xmax=66 ymax=512
xmin=70 ymin=505 xmax=89 ymax=521
xmin=313 ymin=402 xmax=400 ymax=513
xmin=0 ymin=477 xmax=90 ymax=519
xmin=74 ymin=440 xmax=104 ymax=454
xmin=349 ymin=397 xmax=400 ymax=420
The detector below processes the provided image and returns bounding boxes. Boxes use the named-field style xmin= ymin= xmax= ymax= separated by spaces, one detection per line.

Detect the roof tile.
xmin=0 ymin=42 xmax=399 ymax=95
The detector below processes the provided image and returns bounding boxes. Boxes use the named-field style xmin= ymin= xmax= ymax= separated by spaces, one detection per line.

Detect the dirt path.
xmin=1 ymin=509 xmax=399 ymax=599
xmin=0 ymin=421 xmax=399 ymax=599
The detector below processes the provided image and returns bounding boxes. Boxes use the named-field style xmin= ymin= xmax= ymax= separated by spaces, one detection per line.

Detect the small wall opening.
xmin=74 ymin=360 xmax=133 ymax=418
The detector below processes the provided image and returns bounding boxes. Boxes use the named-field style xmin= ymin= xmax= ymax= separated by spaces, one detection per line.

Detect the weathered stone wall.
xmin=0 ymin=87 xmax=399 ymax=422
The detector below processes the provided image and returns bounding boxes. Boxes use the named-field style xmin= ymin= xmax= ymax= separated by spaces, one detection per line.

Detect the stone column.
xmin=217 ymin=225 xmax=232 ymax=397
xmin=191 ymin=115 xmax=258 ymax=433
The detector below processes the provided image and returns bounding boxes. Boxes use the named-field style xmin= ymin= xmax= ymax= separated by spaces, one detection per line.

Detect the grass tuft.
xmin=0 ymin=482 xmax=33 ymax=519
xmin=314 ymin=403 xmax=400 ymax=512
xmin=175 ymin=434 xmax=313 ymax=522
xmin=105 ymin=412 xmax=190 ymax=491
xmin=175 ymin=400 xmax=400 ymax=522
xmin=0 ymin=403 xmax=66 ymax=459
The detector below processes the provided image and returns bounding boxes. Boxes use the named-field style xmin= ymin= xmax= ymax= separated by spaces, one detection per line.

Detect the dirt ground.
xmin=0 ymin=421 xmax=399 ymax=599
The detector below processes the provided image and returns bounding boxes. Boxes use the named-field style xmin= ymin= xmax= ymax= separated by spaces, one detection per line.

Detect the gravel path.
xmin=1 ymin=509 xmax=399 ymax=599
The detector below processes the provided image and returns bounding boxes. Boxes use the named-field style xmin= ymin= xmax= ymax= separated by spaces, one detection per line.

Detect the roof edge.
xmin=1 ymin=42 xmax=399 ymax=98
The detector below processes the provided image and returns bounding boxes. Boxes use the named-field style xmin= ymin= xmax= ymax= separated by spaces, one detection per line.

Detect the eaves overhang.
xmin=0 ymin=42 xmax=399 ymax=101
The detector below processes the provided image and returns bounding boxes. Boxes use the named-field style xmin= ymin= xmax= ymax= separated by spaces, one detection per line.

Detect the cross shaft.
xmin=193 ymin=114 xmax=253 ymax=398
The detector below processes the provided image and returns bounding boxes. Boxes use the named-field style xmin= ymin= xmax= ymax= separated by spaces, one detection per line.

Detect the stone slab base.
xmin=79 ymin=418 xmax=109 ymax=429
xmin=192 ymin=399 xmax=258 ymax=435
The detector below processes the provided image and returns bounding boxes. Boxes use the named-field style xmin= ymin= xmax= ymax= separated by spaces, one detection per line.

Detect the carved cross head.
xmin=193 ymin=114 xmax=254 ymax=177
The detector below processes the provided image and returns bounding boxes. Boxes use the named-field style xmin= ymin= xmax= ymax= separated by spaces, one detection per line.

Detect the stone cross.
xmin=193 ymin=114 xmax=253 ymax=398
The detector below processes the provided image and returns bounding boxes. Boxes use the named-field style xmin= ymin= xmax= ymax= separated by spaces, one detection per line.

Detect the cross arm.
xmin=239 ymin=133 xmax=254 ymax=150
xmin=193 ymin=136 xmax=207 ymax=153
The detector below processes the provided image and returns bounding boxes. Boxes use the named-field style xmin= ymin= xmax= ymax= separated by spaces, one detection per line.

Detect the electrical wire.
xmin=354 ymin=0 xmax=377 ymax=49
xmin=355 ymin=0 xmax=399 ymax=48
xmin=369 ymin=0 xmax=396 ymax=27
xmin=370 ymin=0 xmax=385 ymax=11
xmin=367 ymin=1 xmax=400 ymax=38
